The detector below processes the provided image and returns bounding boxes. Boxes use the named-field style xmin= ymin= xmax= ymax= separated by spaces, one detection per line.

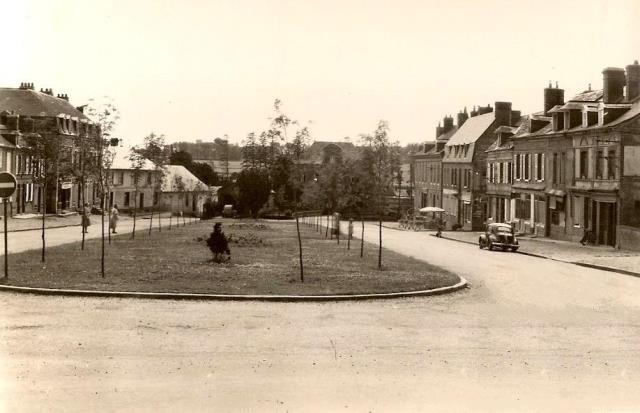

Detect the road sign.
xmin=0 ymin=172 xmax=17 ymax=198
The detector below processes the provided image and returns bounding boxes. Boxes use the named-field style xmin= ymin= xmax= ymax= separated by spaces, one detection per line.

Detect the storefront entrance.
xmin=594 ymin=201 xmax=616 ymax=247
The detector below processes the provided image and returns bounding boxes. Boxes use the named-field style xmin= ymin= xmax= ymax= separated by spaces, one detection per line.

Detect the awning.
xmin=419 ymin=206 xmax=445 ymax=213
xmin=546 ymin=189 xmax=566 ymax=197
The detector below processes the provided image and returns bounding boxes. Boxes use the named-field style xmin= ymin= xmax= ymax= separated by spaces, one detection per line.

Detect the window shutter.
xmin=541 ymin=153 xmax=545 ymax=181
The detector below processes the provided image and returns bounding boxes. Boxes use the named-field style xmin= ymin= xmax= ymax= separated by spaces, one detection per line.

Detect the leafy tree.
xmin=237 ymin=168 xmax=270 ymax=218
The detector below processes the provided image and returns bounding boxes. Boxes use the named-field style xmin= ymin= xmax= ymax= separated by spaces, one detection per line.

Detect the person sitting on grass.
xmin=207 ymin=222 xmax=231 ymax=262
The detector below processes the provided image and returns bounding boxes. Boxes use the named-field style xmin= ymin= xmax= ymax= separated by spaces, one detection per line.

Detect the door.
xmin=598 ymin=202 xmax=616 ymax=247
xmin=139 ymin=193 xmax=144 ymax=209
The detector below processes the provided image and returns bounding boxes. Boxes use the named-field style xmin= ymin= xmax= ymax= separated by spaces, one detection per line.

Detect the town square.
xmin=2 ymin=1 xmax=640 ymax=412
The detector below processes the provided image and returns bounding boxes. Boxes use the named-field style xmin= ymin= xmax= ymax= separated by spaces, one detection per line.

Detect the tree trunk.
xmin=41 ymin=173 xmax=46 ymax=263
xmin=378 ymin=214 xmax=382 ymax=269
xmin=81 ymin=178 xmax=86 ymax=250
xmin=295 ymin=216 xmax=304 ymax=283
xmin=101 ymin=193 xmax=105 ymax=278
xmin=360 ymin=216 xmax=364 ymax=259
xmin=132 ymin=188 xmax=137 ymax=240
xmin=149 ymin=209 xmax=153 ymax=235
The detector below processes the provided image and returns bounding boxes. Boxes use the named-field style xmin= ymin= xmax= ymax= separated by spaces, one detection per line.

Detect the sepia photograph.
xmin=1 ymin=0 xmax=640 ymax=411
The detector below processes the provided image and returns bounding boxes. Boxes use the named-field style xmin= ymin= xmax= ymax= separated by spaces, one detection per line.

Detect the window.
xmin=552 ymin=153 xmax=558 ymax=184
xmin=524 ymin=154 xmax=530 ymax=180
xmin=515 ymin=154 xmax=521 ymax=180
xmin=507 ymin=162 xmax=512 ymax=183
xmin=146 ymin=172 xmax=153 ymax=186
xmin=499 ymin=163 xmax=504 ymax=183
xmin=515 ymin=197 xmax=530 ymax=219
xmin=124 ymin=192 xmax=130 ymax=206
xmin=607 ymin=148 xmax=617 ymax=179
xmin=536 ymin=153 xmax=544 ymax=180
xmin=596 ymin=150 xmax=604 ymax=179
xmin=579 ymin=150 xmax=588 ymax=179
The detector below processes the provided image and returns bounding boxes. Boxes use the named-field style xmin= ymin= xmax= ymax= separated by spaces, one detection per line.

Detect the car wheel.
xmin=487 ymin=242 xmax=493 ymax=251
xmin=511 ymin=247 xmax=519 ymax=252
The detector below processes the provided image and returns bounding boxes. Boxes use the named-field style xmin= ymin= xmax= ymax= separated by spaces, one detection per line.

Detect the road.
xmin=1 ymin=222 xmax=639 ymax=412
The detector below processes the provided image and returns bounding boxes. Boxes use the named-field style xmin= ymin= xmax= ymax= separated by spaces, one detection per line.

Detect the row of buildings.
xmin=412 ymin=61 xmax=640 ymax=250
xmin=0 ymin=83 xmax=216 ymax=217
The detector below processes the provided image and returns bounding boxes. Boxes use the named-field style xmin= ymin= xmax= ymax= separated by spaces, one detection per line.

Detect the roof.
xmin=437 ymin=126 xmax=458 ymax=142
xmin=162 ymin=165 xmax=209 ymax=192
xmin=445 ymin=112 xmax=495 ymax=146
xmin=110 ymin=147 xmax=156 ymax=171
xmin=0 ymin=88 xmax=90 ymax=120
xmin=569 ymin=89 xmax=603 ymax=102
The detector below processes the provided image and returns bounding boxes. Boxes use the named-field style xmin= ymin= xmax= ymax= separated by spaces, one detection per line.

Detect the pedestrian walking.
xmin=110 ymin=204 xmax=119 ymax=234
xmin=206 ymin=222 xmax=231 ymax=262
xmin=81 ymin=204 xmax=91 ymax=233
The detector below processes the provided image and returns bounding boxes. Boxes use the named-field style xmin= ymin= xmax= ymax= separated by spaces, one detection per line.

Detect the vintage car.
xmin=478 ymin=223 xmax=519 ymax=251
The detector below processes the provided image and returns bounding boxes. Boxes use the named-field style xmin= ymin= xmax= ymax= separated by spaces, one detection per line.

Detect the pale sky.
xmin=2 ymin=0 xmax=640 ymax=147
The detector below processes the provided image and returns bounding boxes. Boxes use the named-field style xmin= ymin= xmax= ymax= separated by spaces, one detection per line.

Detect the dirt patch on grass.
xmin=1 ymin=220 xmax=460 ymax=296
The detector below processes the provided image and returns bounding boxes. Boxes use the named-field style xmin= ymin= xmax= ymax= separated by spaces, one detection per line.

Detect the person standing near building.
xmin=110 ymin=204 xmax=119 ymax=234
xmin=81 ymin=204 xmax=91 ymax=233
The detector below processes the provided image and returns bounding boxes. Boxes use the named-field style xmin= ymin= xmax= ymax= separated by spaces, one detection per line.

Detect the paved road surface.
xmin=1 ymin=221 xmax=639 ymax=411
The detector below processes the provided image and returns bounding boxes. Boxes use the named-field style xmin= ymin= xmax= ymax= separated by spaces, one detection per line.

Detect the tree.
xmin=86 ymin=98 xmax=119 ymax=277
xmin=23 ymin=118 xmax=66 ymax=262
xmin=128 ymin=148 xmax=146 ymax=239
xmin=139 ymin=133 xmax=168 ymax=234
xmin=359 ymin=120 xmax=400 ymax=269
xmin=237 ymin=168 xmax=270 ymax=218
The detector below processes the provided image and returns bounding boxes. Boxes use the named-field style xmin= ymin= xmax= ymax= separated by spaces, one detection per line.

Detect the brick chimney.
xmin=470 ymin=105 xmax=478 ymax=117
xmin=544 ymin=81 xmax=564 ymax=115
xmin=19 ymin=82 xmax=34 ymax=90
xmin=494 ymin=102 xmax=512 ymax=127
xmin=603 ymin=67 xmax=626 ymax=103
xmin=40 ymin=88 xmax=54 ymax=96
xmin=435 ymin=122 xmax=443 ymax=138
xmin=477 ymin=104 xmax=493 ymax=115
xmin=456 ymin=107 xmax=469 ymax=127
xmin=442 ymin=115 xmax=454 ymax=133
xmin=57 ymin=93 xmax=69 ymax=101
xmin=626 ymin=60 xmax=640 ymax=102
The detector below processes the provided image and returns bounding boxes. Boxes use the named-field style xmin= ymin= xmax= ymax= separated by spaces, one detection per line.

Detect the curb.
xmin=434 ymin=234 xmax=640 ymax=276
xmin=0 ymin=277 xmax=468 ymax=302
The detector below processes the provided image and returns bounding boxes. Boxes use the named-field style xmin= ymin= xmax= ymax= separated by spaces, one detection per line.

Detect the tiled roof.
xmin=445 ymin=113 xmax=494 ymax=146
xmin=0 ymin=88 xmax=89 ymax=120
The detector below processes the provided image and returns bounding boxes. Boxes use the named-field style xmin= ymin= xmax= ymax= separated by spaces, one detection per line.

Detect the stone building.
xmin=0 ymin=83 xmax=99 ymax=215
xmin=441 ymin=102 xmax=519 ymax=230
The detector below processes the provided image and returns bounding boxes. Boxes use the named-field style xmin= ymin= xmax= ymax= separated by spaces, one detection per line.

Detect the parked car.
xmin=479 ymin=223 xmax=519 ymax=251
xmin=222 ymin=204 xmax=236 ymax=218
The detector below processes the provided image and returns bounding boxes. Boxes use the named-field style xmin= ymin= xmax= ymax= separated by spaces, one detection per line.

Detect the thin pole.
xmin=360 ymin=217 xmax=364 ymax=258
xmin=295 ymin=215 xmax=304 ymax=283
xmin=4 ymin=198 xmax=8 ymax=278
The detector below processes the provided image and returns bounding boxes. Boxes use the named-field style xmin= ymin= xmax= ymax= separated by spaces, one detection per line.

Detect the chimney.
xmin=544 ymin=81 xmax=564 ymax=115
xmin=442 ymin=115 xmax=454 ymax=133
xmin=470 ymin=105 xmax=478 ymax=117
xmin=456 ymin=107 xmax=469 ymax=127
xmin=6 ymin=114 xmax=19 ymax=131
xmin=494 ymin=102 xmax=512 ymax=127
xmin=57 ymin=93 xmax=69 ymax=101
xmin=435 ymin=122 xmax=443 ymax=138
xmin=477 ymin=104 xmax=493 ymax=115
xmin=603 ymin=67 xmax=626 ymax=103
xmin=626 ymin=60 xmax=640 ymax=102
xmin=510 ymin=110 xmax=521 ymax=125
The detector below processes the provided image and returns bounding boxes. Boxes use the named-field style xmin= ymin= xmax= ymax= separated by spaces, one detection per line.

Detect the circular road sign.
xmin=0 ymin=172 xmax=17 ymax=199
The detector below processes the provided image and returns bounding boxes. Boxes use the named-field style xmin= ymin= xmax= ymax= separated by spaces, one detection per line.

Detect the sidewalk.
xmin=0 ymin=212 xmax=178 ymax=233
xmin=433 ymin=228 xmax=640 ymax=276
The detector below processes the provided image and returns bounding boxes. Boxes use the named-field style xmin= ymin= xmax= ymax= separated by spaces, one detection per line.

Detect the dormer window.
xmin=553 ymin=113 xmax=565 ymax=131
